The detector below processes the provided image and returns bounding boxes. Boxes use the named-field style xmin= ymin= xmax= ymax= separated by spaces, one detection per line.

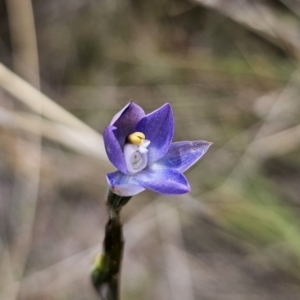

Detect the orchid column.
xmin=91 ymin=101 xmax=211 ymax=299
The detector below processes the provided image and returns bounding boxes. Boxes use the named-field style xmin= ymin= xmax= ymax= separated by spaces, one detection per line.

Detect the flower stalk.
xmin=91 ymin=190 xmax=131 ymax=300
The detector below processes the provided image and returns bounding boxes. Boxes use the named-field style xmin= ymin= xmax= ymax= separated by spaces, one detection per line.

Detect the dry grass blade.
xmin=6 ymin=0 xmax=39 ymax=87
xmin=156 ymin=203 xmax=195 ymax=300
xmin=0 ymin=63 xmax=101 ymax=134
xmin=278 ymin=0 xmax=300 ymax=18
xmin=248 ymin=124 xmax=300 ymax=158
xmin=0 ymin=63 xmax=107 ymax=160
xmin=191 ymin=0 xmax=300 ymax=59
xmin=0 ymin=107 xmax=109 ymax=163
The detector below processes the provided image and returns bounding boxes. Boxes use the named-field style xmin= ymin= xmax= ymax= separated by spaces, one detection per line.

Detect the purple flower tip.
xmin=104 ymin=101 xmax=211 ymax=196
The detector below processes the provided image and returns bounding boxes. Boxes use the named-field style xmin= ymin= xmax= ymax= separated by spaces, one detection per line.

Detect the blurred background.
xmin=1 ymin=0 xmax=300 ymax=299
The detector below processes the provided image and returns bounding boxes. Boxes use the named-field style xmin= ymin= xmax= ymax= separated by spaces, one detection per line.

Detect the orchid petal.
xmin=135 ymin=167 xmax=190 ymax=195
xmin=153 ymin=140 xmax=212 ymax=173
xmin=107 ymin=171 xmax=145 ymax=196
xmin=135 ymin=103 xmax=174 ymax=164
xmin=104 ymin=126 xmax=127 ymax=174
xmin=111 ymin=101 xmax=145 ymax=146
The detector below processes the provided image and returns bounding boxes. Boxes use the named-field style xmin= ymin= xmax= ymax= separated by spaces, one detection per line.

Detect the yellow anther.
xmin=127 ymin=132 xmax=145 ymax=145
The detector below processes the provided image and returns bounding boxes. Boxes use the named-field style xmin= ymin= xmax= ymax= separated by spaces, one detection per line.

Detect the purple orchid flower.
xmin=104 ymin=101 xmax=211 ymax=196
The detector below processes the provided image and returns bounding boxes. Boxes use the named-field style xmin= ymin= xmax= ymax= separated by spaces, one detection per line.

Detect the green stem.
xmin=91 ymin=190 xmax=131 ymax=300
